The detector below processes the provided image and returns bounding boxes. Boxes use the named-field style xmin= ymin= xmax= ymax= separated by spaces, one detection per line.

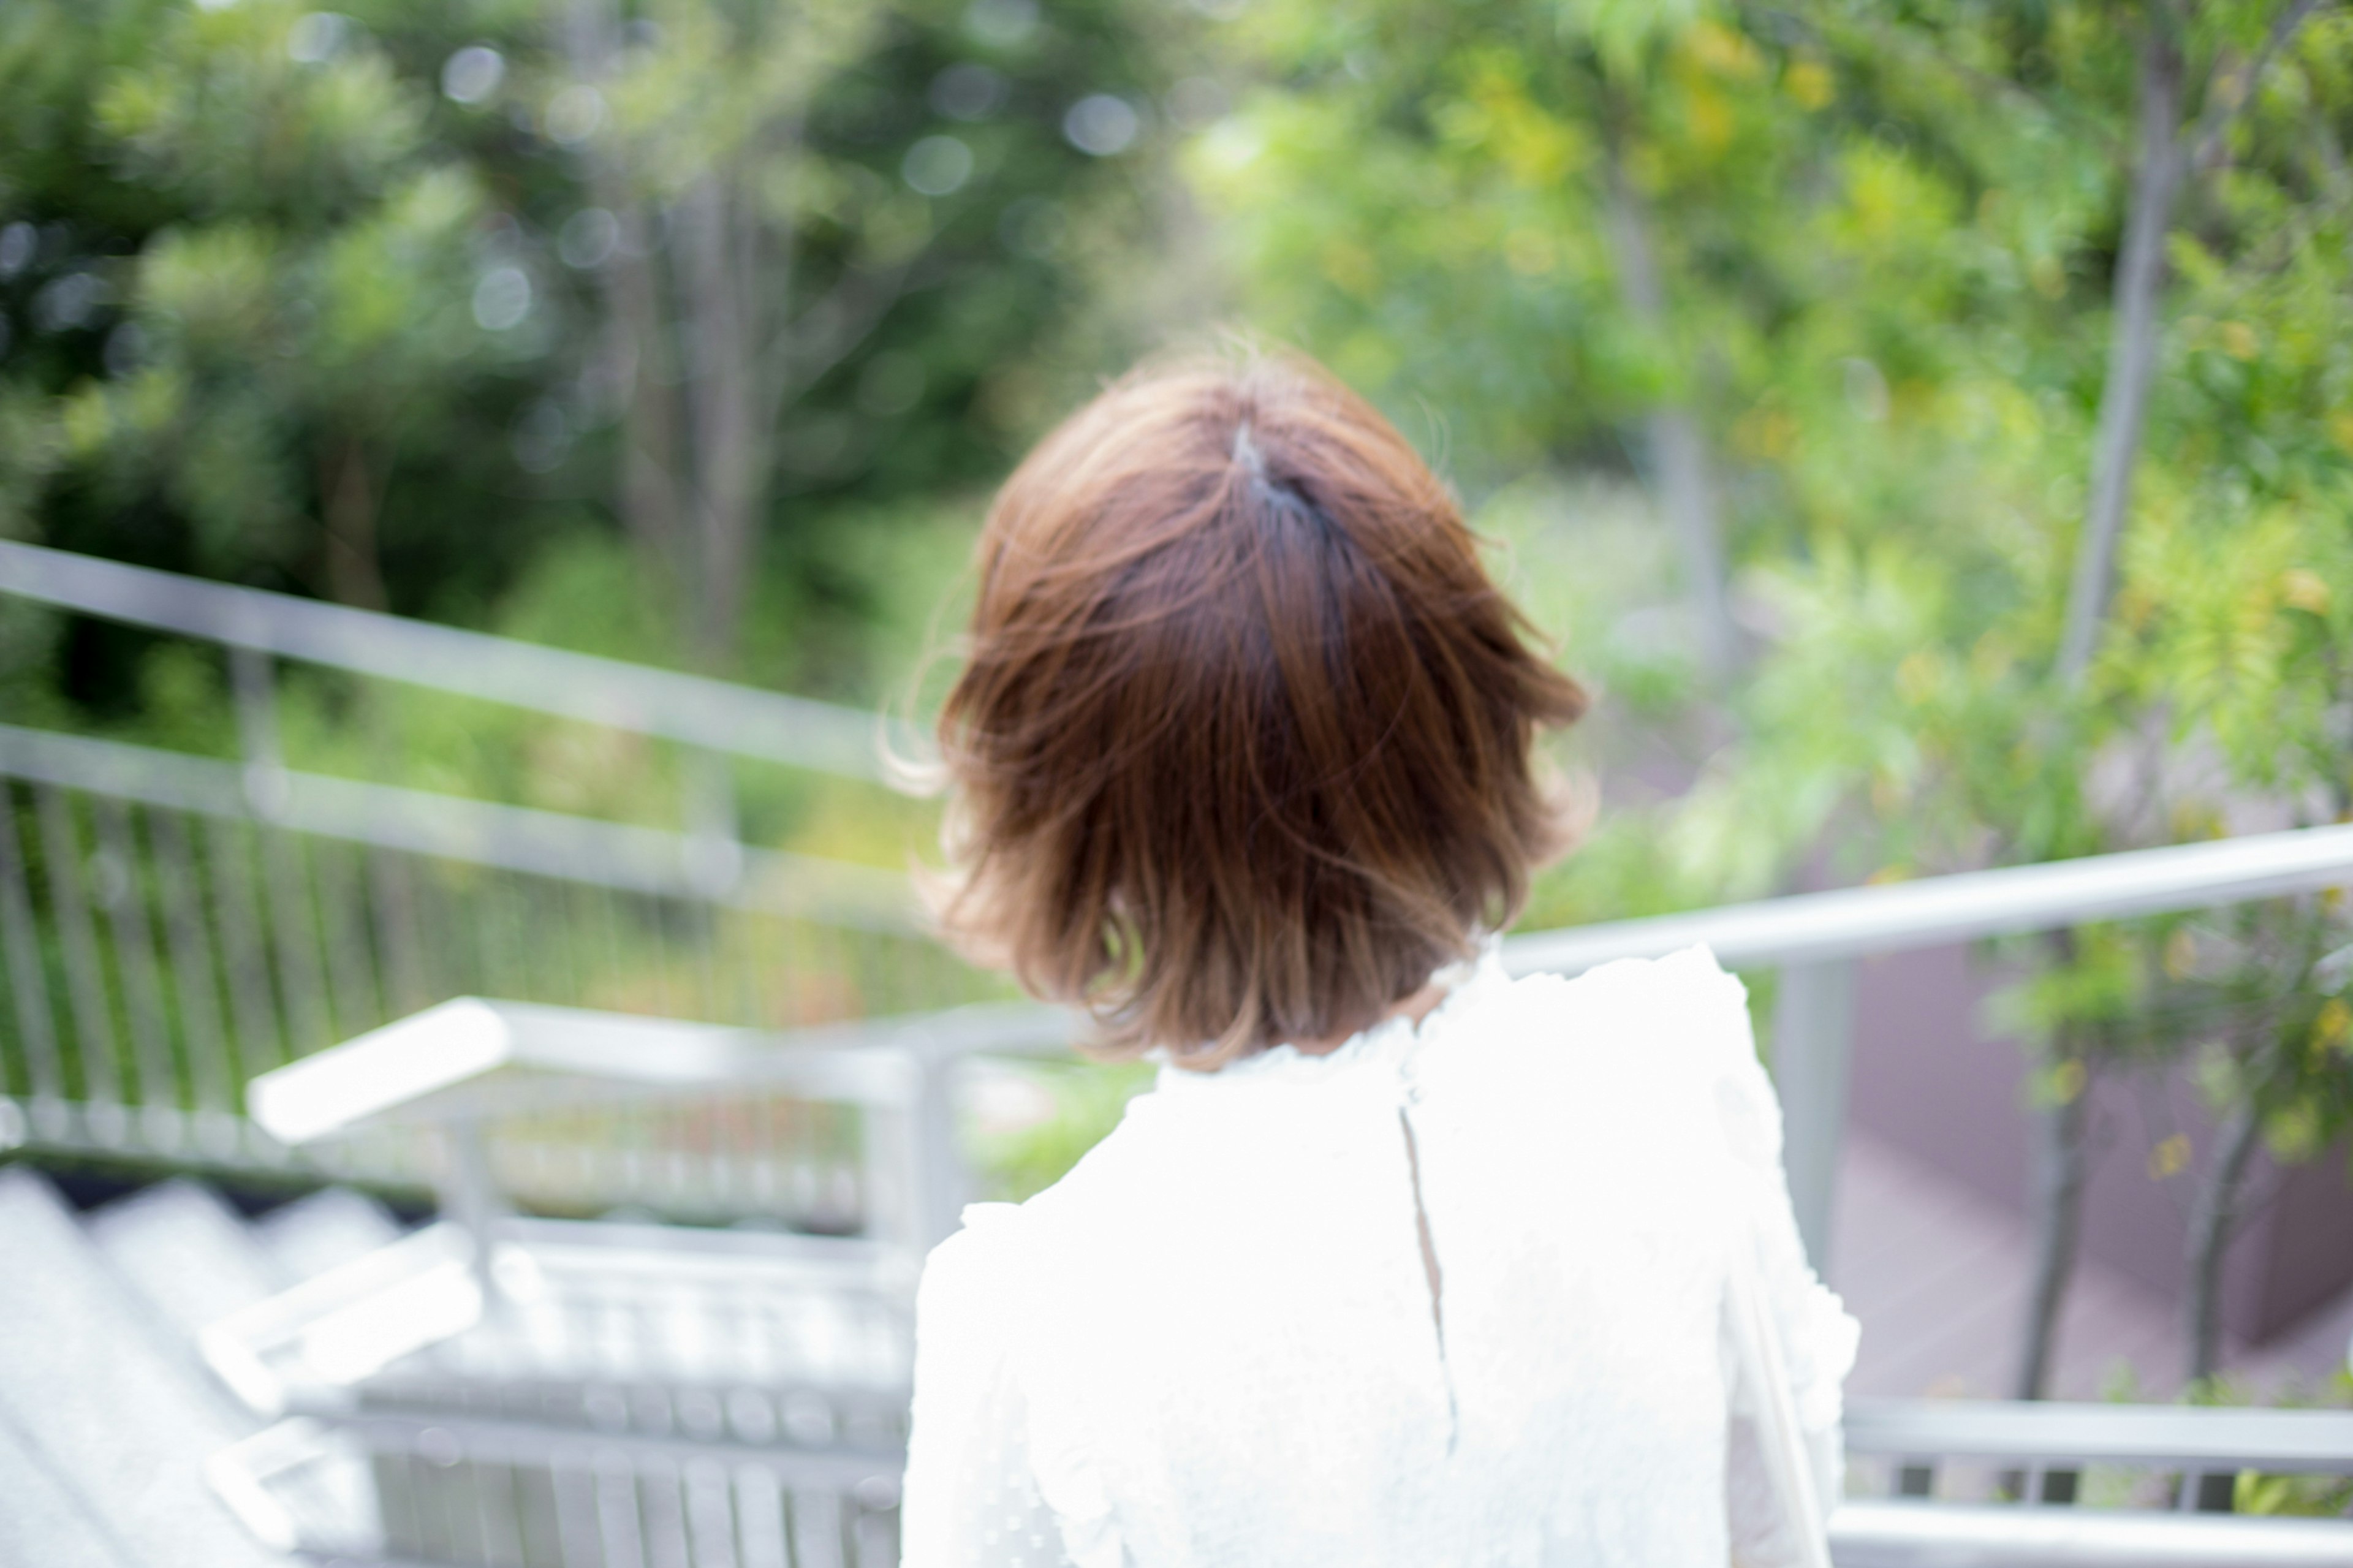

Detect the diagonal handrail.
xmin=1501 ymin=821 xmax=2353 ymax=974
xmin=0 ymin=723 xmax=916 ymax=928
xmin=1847 ymin=1398 xmax=2353 ymax=1473
xmin=0 ymin=539 xmax=909 ymax=781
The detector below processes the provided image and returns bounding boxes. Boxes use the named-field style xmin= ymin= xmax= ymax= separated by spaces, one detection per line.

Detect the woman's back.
xmin=903 ymin=947 xmax=1857 ymax=1567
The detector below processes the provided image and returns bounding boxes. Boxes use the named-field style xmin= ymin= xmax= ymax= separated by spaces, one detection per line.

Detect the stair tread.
xmin=87 ymin=1177 xmax=286 ymax=1339
xmin=0 ymin=1168 xmax=290 ymax=1568
xmin=0 ymin=1403 xmax=138 ymax=1568
xmin=253 ymin=1184 xmax=403 ymax=1282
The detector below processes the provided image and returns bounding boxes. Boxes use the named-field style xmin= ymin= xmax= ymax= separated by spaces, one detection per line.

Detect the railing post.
xmin=866 ymin=1045 xmax=968 ymax=1254
xmin=1773 ymin=957 xmax=1857 ymax=1275
xmin=230 ymin=646 xmax=290 ymax=820
xmin=681 ymin=749 xmax=743 ymax=901
xmin=438 ymin=1118 xmax=505 ymax=1310
xmin=912 ymin=1052 xmax=967 ymax=1252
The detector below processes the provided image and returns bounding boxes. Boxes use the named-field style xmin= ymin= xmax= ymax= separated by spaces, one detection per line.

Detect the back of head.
xmin=935 ymin=349 xmax=1586 ymax=1067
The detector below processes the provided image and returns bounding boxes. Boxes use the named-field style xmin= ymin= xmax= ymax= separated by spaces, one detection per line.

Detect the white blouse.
xmin=902 ymin=945 xmax=1859 ymax=1567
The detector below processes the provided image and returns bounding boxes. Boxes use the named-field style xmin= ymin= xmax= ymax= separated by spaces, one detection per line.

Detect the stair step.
xmin=253 ymin=1184 xmax=404 ymax=1283
xmin=0 ymin=1168 xmax=292 ymax=1568
xmin=87 ymin=1178 xmax=286 ymax=1343
xmin=0 ymin=1404 xmax=137 ymax=1568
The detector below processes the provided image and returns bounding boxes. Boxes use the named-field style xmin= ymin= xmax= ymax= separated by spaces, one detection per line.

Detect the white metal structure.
xmin=0 ymin=540 xmax=900 ymax=779
xmin=0 ymin=545 xmax=978 ymax=1195
xmin=8 ymin=545 xmax=2353 ymax=1566
xmin=11 ymin=544 xmax=2353 ymax=1256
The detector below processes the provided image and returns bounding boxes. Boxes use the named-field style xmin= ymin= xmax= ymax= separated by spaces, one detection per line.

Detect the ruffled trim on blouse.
xmin=1152 ymin=941 xmax=1508 ymax=1094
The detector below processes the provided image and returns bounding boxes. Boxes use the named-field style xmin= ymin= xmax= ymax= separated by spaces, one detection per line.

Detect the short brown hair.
xmin=933 ymin=350 xmax=1586 ymax=1067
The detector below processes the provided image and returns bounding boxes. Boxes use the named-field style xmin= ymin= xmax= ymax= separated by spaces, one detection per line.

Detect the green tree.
xmin=1202 ymin=0 xmax=2353 ymax=1398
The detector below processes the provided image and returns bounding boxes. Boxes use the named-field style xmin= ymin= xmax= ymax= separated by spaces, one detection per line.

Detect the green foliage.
xmin=2 ymin=0 xmax=2349 ymax=1338
xmin=1197 ymin=0 xmax=2353 ymax=1383
xmin=971 ymin=1059 xmax=1155 ymax=1202
xmin=0 ymin=0 xmax=1184 ymax=821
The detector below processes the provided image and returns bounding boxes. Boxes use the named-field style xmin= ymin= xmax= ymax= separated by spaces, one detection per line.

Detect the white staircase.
xmin=0 ymin=1168 xmax=335 ymax=1568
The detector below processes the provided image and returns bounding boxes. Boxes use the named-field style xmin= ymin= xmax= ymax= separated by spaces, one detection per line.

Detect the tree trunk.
xmin=1599 ymin=139 xmax=1741 ymax=681
xmin=562 ymin=0 xmax=692 ymax=611
xmin=319 ymin=436 xmax=388 ymax=612
xmin=2184 ymin=1095 xmax=2263 ymax=1384
xmin=2056 ymin=12 xmax=2186 ymax=688
xmin=606 ymin=200 xmax=691 ymax=593
xmin=676 ymin=175 xmax=765 ymax=670
xmin=2014 ymin=1042 xmax=2096 ymax=1400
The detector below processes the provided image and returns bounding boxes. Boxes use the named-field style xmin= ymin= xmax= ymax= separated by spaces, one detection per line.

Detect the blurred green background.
xmin=4 ymin=0 xmax=2353 ymax=1403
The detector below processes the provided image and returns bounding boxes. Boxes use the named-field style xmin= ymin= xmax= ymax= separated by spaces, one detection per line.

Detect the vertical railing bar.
xmin=771 ymin=914 xmax=805 ymax=1029
xmin=468 ymin=1449 xmax=525 ymax=1567
xmin=683 ymin=746 xmax=744 ymax=904
xmin=438 ymin=1118 xmax=506 ymax=1312
xmin=260 ymin=826 xmax=333 ymax=1058
xmin=147 ymin=809 xmax=232 ymax=1112
xmin=480 ymin=869 xmax=527 ymax=1005
xmin=205 ymin=815 xmax=281 ymax=1086
xmin=737 ymin=909 xmax=773 ymax=1030
xmin=791 ymin=1483 xmax=843 ymax=1568
xmin=92 ymin=798 xmax=178 ymax=1119
xmin=594 ymin=1453 xmax=646 ymax=1568
xmin=1770 ymin=956 xmax=1859 ymax=1276
xmin=313 ymin=838 xmax=384 ymax=1036
xmin=366 ymin=847 xmax=432 ymax=1018
xmin=35 ymin=786 xmax=119 ymax=1107
xmin=229 ymin=645 xmax=292 ymax=817
xmin=551 ymin=1450 xmax=602 ymax=1567
xmin=0 ymin=781 xmax=64 ymax=1102
xmin=416 ymin=857 xmax=471 ymax=1003
xmin=680 ymin=746 xmax=732 ymax=1023
xmin=649 ymin=892 xmax=681 ymax=1018
xmin=642 ymin=1455 xmax=689 ymax=1568
xmin=540 ymin=873 xmax=586 ymax=1012
xmin=637 ymin=893 xmax=672 ymax=1019
xmin=914 ymin=1048 xmax=966 ymax=1252
xmin=590 ymin=879 xmax=629 ymax=1014
xmin=802 ymin=922 xmax=837 ymax=1027
xmin=561 ymin=872 xmax=607 ymax=1022
xmin=691 ymin=894 xmax=722 ymax=1024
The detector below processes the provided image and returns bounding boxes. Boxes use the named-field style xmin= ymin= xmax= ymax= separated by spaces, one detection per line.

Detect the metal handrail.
xmin=1848 ymin=1399 xmax=2353 ymax=1474
xmin=18 ymin=543 xmax=2353 ymax=1267
xmin=1501 ymin=822 xmax=2353 ymax=974
xmin=246 ymin=996 xmax=1074 ymax=1145
xmin=0 ymin=539 xmax=907 ymax=781
xmin=1828 ymin=1503 xmax=2353 ymax=1566
xmin=0 ymin=722 xmax=915 ymax=927
xmin=1495 ymin=820 xmax=2353 ymax=1262
xmin=246 ymin=996 xmax=1068 ymax=1249
xmin=248 ymin=998 xmax=938 ymax=1142
xmin=241 ymin=820 xmax=2353 ymax=1253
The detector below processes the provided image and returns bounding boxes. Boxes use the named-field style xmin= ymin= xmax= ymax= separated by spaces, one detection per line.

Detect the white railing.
xmin=0 ymin=539 xmax=900 ymax=779
xmin=0 ymin=545 xmax=979 ymax=1182
xmin=238 ymin=1002 xmax=2353 ymax=1564
xmin=9 ymin=543 xmax=2353 ymax=1258
xmin=0 ymin=723 xmax=911 ymax=926
xmin=245 ymin=810 xmax=2353 ymax=1262
xmin=1501 ymin=822 xmax=2353 ymax=1263
xmin=16 ymin=554 xmax=2352 ymax=1564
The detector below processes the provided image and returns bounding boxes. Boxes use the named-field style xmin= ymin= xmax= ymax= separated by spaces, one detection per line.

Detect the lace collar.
xmin=1151 ymin=939 xmax=1508 ymax=1093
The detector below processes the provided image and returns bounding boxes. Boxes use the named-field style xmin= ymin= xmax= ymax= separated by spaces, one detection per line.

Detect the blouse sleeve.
xmin=901 ymin=1208 xmax=1085 ymax=1568
xmin=1675 ymin=952 xmax=1860 ymax=1567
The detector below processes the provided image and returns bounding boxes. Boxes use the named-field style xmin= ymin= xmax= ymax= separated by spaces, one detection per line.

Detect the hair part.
xmin=932 ymin=348 xmax=1587 ymax=1069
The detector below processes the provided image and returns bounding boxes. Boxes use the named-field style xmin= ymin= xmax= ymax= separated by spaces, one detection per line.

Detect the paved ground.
xmin=1831 ymin=1132 xmax=2352 ymax=1403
